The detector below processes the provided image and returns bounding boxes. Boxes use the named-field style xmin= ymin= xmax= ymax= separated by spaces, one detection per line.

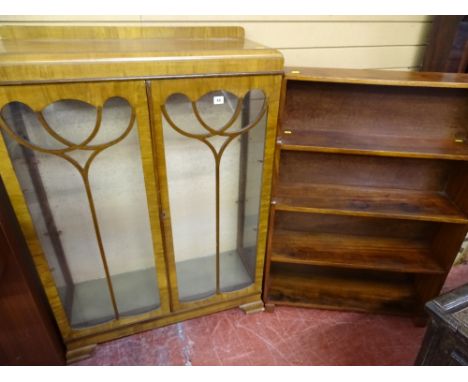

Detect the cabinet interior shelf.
xmin=271 ymin=229 xmax=445 ymax=274
xmin=274 ymin=183 xmax=468 ymax=224
xmin=279 ymin=129 xmax=468 ymax=161
xmin=268 ymin=263 xmax=418 ymax=316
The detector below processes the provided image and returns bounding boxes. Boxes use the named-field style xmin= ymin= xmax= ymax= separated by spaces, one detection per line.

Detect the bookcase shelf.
xmin=271 ymin=229 xmax=445 ymax=275
xmin=268 ymin=263 xmax=418 ymax=316
xmin=274 ymin=182 xmax=468 ymax=224
xmin=263 ymin=67 xmax=468 ymax=318
xmin=280 ymin=129 xmax=468 ymax=161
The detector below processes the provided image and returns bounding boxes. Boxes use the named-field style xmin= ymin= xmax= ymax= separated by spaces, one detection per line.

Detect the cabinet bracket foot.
xmin=67 ymin=344 xmax=97 ymax=364
xmin=239 ymin=300 xmax=265 ymax=315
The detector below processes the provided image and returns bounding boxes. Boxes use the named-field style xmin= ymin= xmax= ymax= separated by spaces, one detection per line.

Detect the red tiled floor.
xmin=73 ymin=263 xmax=468 ymax=366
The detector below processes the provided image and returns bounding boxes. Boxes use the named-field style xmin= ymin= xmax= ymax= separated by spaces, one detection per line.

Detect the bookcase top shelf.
xmin=285 ymin=67 xmax=468 ymax=88
xmin=280 ymin=73 xmax=468 ymax=161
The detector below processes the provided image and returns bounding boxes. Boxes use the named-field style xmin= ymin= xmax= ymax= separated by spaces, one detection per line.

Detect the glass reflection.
xmin=1 ymin=97 xmax=161 ymax=328
xmin=162 ymin=89 xmax=267 ymax=301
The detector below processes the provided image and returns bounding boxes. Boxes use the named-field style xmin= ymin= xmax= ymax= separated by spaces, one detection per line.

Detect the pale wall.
xmin=0 ymin=15 xmax=433 ymax=70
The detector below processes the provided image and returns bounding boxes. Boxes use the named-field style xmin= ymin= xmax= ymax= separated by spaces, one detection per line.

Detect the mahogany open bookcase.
xmin=263 ymin=67 xmax=468 ymax=319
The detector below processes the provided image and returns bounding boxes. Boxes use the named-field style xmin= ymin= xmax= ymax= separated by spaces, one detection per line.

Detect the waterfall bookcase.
xmin=263 ymin=67 xmax=468 ymax=320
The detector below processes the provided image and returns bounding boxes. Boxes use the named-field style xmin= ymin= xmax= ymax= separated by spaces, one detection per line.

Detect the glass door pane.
xmin=0 ymin=94 xmax=161 ymax=328
xmin=161 ymin=89 xmax=267 ymax=302
xmin=162 ymin=93 xmax=217 ymax=302
xmin=220 ymin=90 xmax=267 ymax=292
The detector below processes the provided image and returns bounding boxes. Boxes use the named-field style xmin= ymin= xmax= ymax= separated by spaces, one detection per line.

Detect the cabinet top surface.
xmin=0 ymin=26 xmax=284 ymax=84
xmin=285 ymin=67 xmax=468 ymax=88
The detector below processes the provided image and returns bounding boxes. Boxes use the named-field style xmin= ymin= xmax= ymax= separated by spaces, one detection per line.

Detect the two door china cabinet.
xmin=0 ymin=25 xmax=282 ymax=362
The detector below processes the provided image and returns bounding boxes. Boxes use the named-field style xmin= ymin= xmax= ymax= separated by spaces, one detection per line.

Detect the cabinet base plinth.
xmin=239 ymin=300 xmax=265 ymax=314
xmin=66 ymin=344 xmax=96 ymax=364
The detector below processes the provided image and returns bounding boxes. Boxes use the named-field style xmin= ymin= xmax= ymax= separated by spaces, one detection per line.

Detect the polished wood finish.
xmin=271 ymin=230 xmax=444 ymax=274
xmin=0 ymin=178 xmax=65 ymax=365
xmin=66 ymin=345 xmax=96 ymax=365
xmin=264 ymin=303 xmax=276 ymax=313
xmin=269 ymin=264 xmax=417 ymax=315
xmin=275 ymin=182 xmax=468 ymax=224
xmin=264 ymin=69 xmax=468 ymax=318
xmin=280 ymin=129 xmax=468 ymax=161
xmin=0 ymin=26 xmax=283 ymax=362
xmin=0 ymin=26 xmax=283 ymax=84
xmin=280 ymin=80 xmax=468 ymax=160
xmin=0 ymin=25 xmax=246 ymax=40
xmin=284 ymin=67 xmax=468 ymax=88
xmin=239 ymin=300 xmax=265 ymax=314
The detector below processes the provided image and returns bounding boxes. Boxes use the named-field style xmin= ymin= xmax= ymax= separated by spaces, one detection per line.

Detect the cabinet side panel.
xmin=0 ymin=178 xmax=65 ymax=365
xmin=0 ymin=124 xmax=73 ymax=338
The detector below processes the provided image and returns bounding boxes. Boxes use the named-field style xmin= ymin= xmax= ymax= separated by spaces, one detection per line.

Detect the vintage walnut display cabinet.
xmin=0 ymin=25 xmax=282 ymax=362
xmin=263 ymin=68 xmax=468 ymax=319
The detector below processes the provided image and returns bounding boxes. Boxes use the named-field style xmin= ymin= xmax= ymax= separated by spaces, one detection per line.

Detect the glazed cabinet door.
xmin=0 ymin=81 xmax=170 ymax=339
xmin=149 ymin=75 xmax=281 ymax=311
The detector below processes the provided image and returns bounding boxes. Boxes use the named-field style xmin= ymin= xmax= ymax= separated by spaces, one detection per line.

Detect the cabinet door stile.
xmin=147 ymin=80 xmax=182 ymax=312
xmin=144 ymin=80 xmax=178 ymax=312
xmin=133 ymin=83 xmax=171 ymax=317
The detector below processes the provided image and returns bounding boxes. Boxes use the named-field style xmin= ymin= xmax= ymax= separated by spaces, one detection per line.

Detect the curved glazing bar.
xmin=0 ymin=97 xmax=161 ymax=328
xmin=161 ymin=89 xmax=267 ymax=302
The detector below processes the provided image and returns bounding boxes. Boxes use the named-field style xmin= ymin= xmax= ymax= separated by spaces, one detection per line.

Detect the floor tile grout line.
xmin=176 ymin=322 xmax=193 ymax=366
